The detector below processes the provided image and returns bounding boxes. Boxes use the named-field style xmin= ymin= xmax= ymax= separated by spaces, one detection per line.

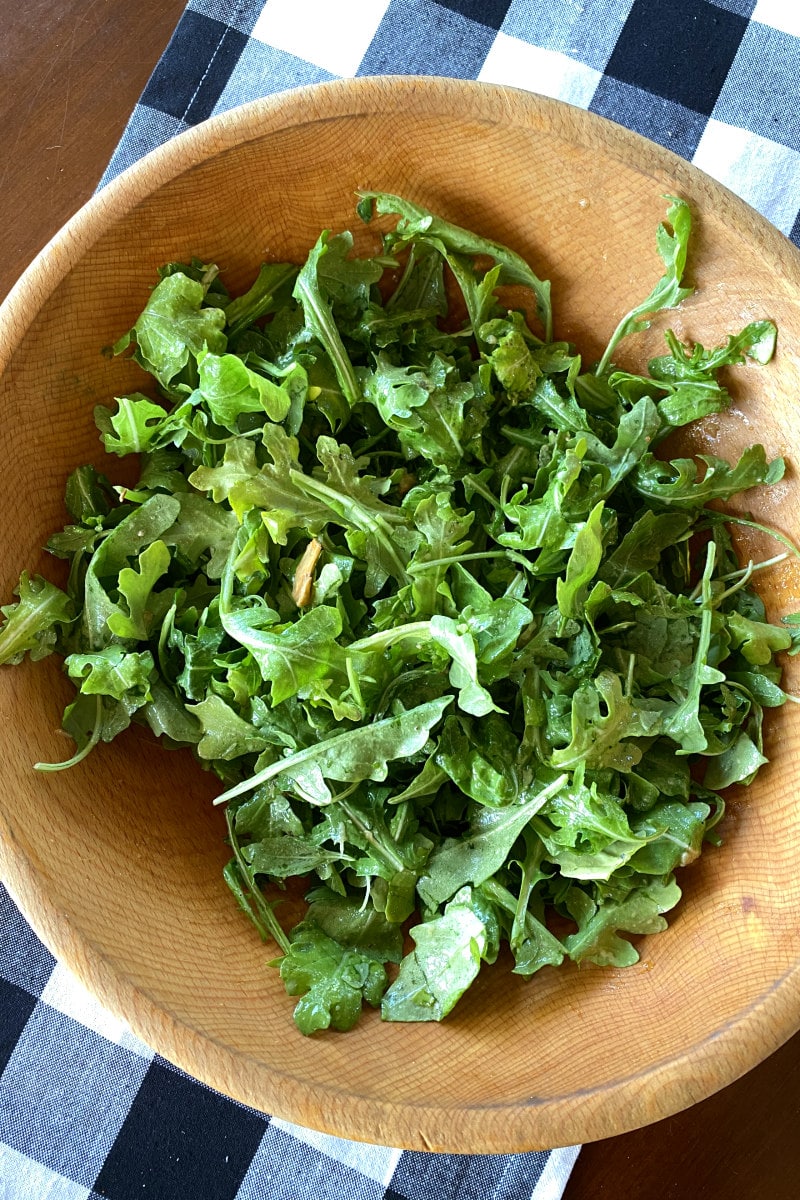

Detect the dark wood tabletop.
xmin=1 ymin=2 xmax=799 ymax=1195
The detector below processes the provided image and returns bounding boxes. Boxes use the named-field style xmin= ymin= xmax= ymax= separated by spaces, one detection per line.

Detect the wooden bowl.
xmin=1 ymin=77 xmax=799 ymax=1153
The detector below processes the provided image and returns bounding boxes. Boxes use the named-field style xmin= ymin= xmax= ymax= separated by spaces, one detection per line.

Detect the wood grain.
xmin=0 ymin=0 xmax=186 ymax=302
xmin=1 ymin=24 xmax=800 ymax=1186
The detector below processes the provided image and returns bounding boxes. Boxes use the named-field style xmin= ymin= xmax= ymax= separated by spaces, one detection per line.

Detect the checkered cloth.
xmin=100 ymin=0 xmax=800 ymax=245
xmin=3 ymin=0 xmax=799 ymax=1196
xmin=0 ymin=887 xmax=580 ymax=1200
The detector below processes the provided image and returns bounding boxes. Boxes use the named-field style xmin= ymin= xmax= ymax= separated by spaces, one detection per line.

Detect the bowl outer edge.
xmin=1 ymin=75 xmax=800 ymax=1151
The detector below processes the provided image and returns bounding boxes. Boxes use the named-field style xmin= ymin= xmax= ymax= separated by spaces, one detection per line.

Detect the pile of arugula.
xmin=1 ymin=193 xmax=797 ymax=1034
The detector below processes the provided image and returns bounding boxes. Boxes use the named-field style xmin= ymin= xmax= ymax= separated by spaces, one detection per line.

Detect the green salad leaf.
xmin=279 ymin=922 xmax=389 ymax=1034
xmin=0 ymin=573 xmax=74 ymax=665
xmin=597 ymin=196 xmax=693 ymax=375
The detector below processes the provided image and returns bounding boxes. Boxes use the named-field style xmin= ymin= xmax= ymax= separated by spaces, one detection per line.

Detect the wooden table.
xmin=1 ymin=2 xmax=798 ymax=1194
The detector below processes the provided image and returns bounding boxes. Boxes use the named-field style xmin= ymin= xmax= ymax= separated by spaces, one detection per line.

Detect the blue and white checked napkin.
xmin=2 ymin=1 xmax=799 ymax=1197
xmin=101 ymin=0 xmax=800 ymax=246
xmin=0 ymin=884 xmax=580 ymax=1199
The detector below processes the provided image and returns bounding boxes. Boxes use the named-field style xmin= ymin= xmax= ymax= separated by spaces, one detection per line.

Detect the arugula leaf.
xmin=188 ymin=437 xmax=258 ymax=503
xmin=65 ymin=646 xmax=154 ymax=703
xmin=597 ymin=196 xmax=693 ymax=374
xmin=703 ymin=732 xmax=767 ymax=790
xmin=498 ymin=440 xmax=585 ymax=554
xmin=435 ymin=713 xmax=522 ymax=807
xmin=483 ymin=320 xmax=588 ymax=431
xmin=564 ymin=876 xmax=682 ymax=967
xmin=726 ymin=610 xmax=793 ymax=666
xmin=99 ymin=395 xmax=169 ymax=456
xmin=130 ymin=271 xmax=227 ymax=387
xmin=600 ymin=511 xmax=692 ymax=587
xmin=612 ymin=325 xmax=777 ymax=437
xmin=35 ymin=692 xmax=121 ymax=773
xmin=661 ymin=544 xmax=725 ymax=755
xmin=214 ymin=697 xmax=453 ymax=805
xmin=189 ymin=694 xmax=271 ymax=761
xmin=164 ymin=493 xmax=237 ymax=580
xmin=418 ymin=773 xmax=568 ymax=906
xmin=292 ymin=231 xmax=365 ymax=408
xmin=550 ymin=671 xmax=656 ymax=771
xmin=650 ymin=321 xmax=777 ymax=380
xmin=141 ymin=677 xmax=202 ymax=745
xmin=243 ymin=836 xmax=344 ymax=879
xmin=449 ymin=259 xmax=503 ymax=345
xmin=301 ymin=886 xmax=404 ymax=963
xmin=224 ymin=262 xmax=298 ymax=337
xmin=229 ymin=604 xmax=347 ymax=708
xmin=381 ymin=886 xmax=499 ymax=1022
xmin=65 ymin=465 xmax=114 ymax=522
xmin=428 ymin=615 xmax=499 ymax=717
xmin=106 ymin=540 xmax=172 ymax=640
xmin=460 ymin=594 xmax=532 ymax=677
xmin=196 ymin=350 xmax=291 ymax=427
xmin=406 ymin=491 xmax=474 ymax=618
xmin=362 ymin=352 xmax=476 ymax=471
xmin=285 ymin=437 xmax=414 ymax=593
xmin=278 ymin=922 xmax=388 ymax=1034
xmin=359 ymin=191 xmax=553 ymax=340
xmin=584 ymin=397 xmax=662 ymax=495
xmin=222 ymin=425 xmax=331 ymax=538
xmin=485 ymin=322 xmax=543 ymax=401
xmin=384 ymin=239 xmax=448 ymax=317
xmin=556 ymin=501 xmax=606 ymax=619
xmin=633 ymin=445 xmax=784 ymax=508
xmin=81 ymin=493 xmax=181 ymax=647
xmin=628 ymin=800 xmax=711 ymax=872
xmin=0 ymin=574 xmax=73 ymax=665
xmin=482 ymin=869 xmax=565 ymax=976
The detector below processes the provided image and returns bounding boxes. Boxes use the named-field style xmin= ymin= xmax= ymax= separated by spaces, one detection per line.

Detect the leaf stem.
xmin=34 ymin=695 xmax=103 ymax=772
xmin=702 ymin=514 xmax=800 ymax=563
xmin=500 ymin=425 xmax=540 ymax=449
xmin=715 ymin=551 xmax=788 ymax=584
xmin=462 ymin=474 xmax=502 ymax=512
xmin=336 ymin=799 xmax=406 ymax=874
xmin=347 ymin=621 xmax=431 ymax=654
xmin=290 ymin=471 xmax=410 ymax=583
xmin=407 ymin=550 xmax=536 ymax=575
xmin=225 ymin=808 xmax=291 ymax=953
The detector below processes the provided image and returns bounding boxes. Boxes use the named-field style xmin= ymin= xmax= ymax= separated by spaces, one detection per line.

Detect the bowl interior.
xmin=1 ymin=78 xmax=800 ymax=1152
